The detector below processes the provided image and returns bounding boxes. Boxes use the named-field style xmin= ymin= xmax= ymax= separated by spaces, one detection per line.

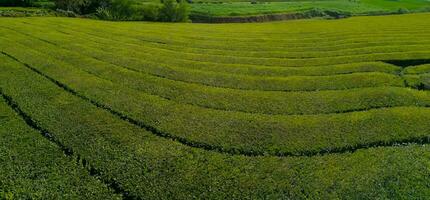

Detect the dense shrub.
xmin=55 ymin=8 xmax=78 ymax=17
xmin=96 ymin=0 xmax=143 ymax=21
xmin=95 ymin=0 xmax=189 ymax=22
xmin=159 ymin=0 xmax=189 ymax=22
xmin=0 ymin=7 xmax=54 ymax=17
xmin=303 ymin=8 xmax=326 ymax=18
xmin=58 ymin=0 xmax=188 ymax=22
xmin=142 ymin=3 xmax=160 ymax=21
xmin=54 ymin=0 xmax=87 ymax=13
xmin=54 ymin=0 xmax=109 ymax=14
xmin=397 ymin=8 xmax=410 ymax=14
xmin=324 ymin=9 xmax=352 ymax=19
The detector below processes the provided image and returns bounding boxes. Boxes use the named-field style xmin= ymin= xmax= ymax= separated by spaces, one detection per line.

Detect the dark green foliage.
xmin=0 ymin=7 xmax=55 ymax=17
xmin=109 ymin=0 xmax=137 ymax=19
xmin=176 ymin=0 xmax=189 ymax=21
xmin=142 ymin=3 xmax=160 ymax=21
xmin=159 ymin=0 xmax=189 ymax=22
xmin=397 ymin=7 xmax=410 ymax=14
xmin=94 ymin=0 xmax=189 ymax=22
xmin=54 ymin=0 xmax=109 ymax=14
xmin=159 ymin=0 xmax=175 ymax=21
xmin=96 ymin=0 xmax=143 ymax=21
xmin=323 ymin=9 xmax=352 ymax=19
xmin=54 ymin=0 xmax=86 ymax=13
xmin=0 ymin=0 xmax=34 ymax=6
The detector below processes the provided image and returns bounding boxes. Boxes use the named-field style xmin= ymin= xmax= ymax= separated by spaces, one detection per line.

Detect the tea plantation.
xmin=0 ymin=13 xmax=430 ymax=199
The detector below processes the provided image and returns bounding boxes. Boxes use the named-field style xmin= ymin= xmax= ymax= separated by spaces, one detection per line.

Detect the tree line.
xmin=0 ymin=0 xmax=190 ymax=22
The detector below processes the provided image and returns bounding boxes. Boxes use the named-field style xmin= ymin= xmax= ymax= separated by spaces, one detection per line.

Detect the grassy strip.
xmin=1 ymin=48 xmax=430 ymax=156
xmin=0 ymin=95 xmax=119 ymax=199
xmin=3 ymin=34 xmax=430 ymax=116
xmin=1 ymin=46 xmax=430 ymax=199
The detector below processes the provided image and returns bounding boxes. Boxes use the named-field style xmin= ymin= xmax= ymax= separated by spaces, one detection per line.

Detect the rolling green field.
xmin=1 ymin=13 xmax=430 ymax=198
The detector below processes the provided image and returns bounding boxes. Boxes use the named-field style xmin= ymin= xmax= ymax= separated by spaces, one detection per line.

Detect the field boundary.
xmin=189 ymin=9 xmax=420 ymax=23
xmin=190 ymin=12 xmax=319 ymax=23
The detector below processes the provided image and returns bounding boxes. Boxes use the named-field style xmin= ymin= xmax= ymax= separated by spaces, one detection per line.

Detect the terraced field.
xmin=1 ymin=13 xmax=430 ymax=199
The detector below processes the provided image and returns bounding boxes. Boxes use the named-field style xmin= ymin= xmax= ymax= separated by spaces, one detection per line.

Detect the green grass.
xmin=0 ymin=13 xmax=430 ymax=198
xmin=190 ymin=0 xmax=430 ymax=17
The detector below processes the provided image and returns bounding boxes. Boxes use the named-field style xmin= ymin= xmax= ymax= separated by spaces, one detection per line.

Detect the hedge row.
xmin=0 ymin=35 xmax=405 ymax=93
xmin=59 ymin=21 xmax=430 ymax=55
xmin=3 ymin=22 xmax=406 ymax=77
xmin=27 ymin=21 xmax=430 ymax=68
xmin=403 ymin=64 xmax=430 ymax=75
xmin=0 ymin=97 xmax=118 ymax=199
xmin=3 ymin=35 xmax=430 ymax=116
xmin=10 ymin=24 xmax=404 ymax=77
xmin=1 ymin=48 xmax=429 ymax=156
xmin=1 ymin=47 xmax=430 ymax=199
xmin=31 ymin=17 xmax=430 ymax=53
xmin=33 ymin=21 xmax=430 ymax=65
xmin=7 ymin=18 xmax=430 ymax=67
xmin=404 ymin=74 xmax=430 ymax=90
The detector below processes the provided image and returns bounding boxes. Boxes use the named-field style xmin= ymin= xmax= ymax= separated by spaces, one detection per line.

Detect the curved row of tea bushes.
xmin=2 ymin=48 xmax=429 ymax=156
xmin=0 ymin=23 xmax=408 ymax=77
xmin=37 ymin=22 xmax=430 ymax=66
xmin=403 ymin=64 xmax=430 ymax=75
xmin=37 ymin=30 xmax=406 ymax=77
xmin=38 ymin=24 xmax=430 ymax=67
xmin=6 ymin=18 xmax=430 ymax=68
xmin=33 ymin=17 xmax=430 ymax=54
xmin=59 ymin=23 xmax=430 ymax=57
xmin=1 ymin=47 xmax=430 ymax=199
xmin=0 ymin=34 xmax=405 ymax=93
xmin=0 ymin=98 xmax=118 ymax=199
xmin=3 ymin=34 xmax=430 ymax=116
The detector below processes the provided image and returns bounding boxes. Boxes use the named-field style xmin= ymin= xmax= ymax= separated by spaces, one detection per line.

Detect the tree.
xmin=159 ymin=0 xmax=189 ymax=22
xmin=175 ymin=0 xmax=189 ymax=22
xmin=54 ymin=0 xmax=109 ymax=14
